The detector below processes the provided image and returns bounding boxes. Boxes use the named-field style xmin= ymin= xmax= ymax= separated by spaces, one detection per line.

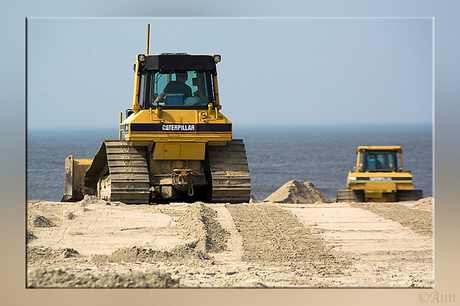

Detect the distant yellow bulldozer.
xmin=337 ymin=146 xmax=422 ymax=202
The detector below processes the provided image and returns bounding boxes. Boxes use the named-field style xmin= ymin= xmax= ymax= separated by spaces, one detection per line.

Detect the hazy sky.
xmin=27 ymin=17 xmax=432 ymax=130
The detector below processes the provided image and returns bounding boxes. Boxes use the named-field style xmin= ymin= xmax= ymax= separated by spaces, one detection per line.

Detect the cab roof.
xmin=357 ymin=146 xmax=403 ymax=153
xmin=139 ymin=53 xmax=219 ymax=73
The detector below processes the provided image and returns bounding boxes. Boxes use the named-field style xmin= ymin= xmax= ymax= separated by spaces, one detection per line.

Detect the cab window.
xmin=140 ymin=70 xmax=213 ymax=109
xmin=364 ymin=152 xmax=397 ymax=171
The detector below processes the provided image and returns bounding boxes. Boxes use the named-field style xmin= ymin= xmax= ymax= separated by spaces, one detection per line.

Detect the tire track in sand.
xmin=206 ymin=204 xmax=243 ymax=263
xmin=225 ymin=203 xmax=350 ymax=275
xmin=282 ymin=202 xmax=433 ymax=287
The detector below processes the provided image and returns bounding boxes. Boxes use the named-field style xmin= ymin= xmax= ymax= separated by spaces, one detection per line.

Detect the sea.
xmin=27 ymin=124 xmax=433 ymax=202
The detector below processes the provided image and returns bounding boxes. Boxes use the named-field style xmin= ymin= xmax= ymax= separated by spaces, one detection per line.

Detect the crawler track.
xmin=337 ymin=189 xmax=423 ymax=202
xmin=337 ymin=189 xmax=364 ymax=202
xmin=396 ymin=190 xmax=423 ymax=201
xmin=208 ymin=139 xmax=251 ymax=203
xmin=86 ymin=140 xmax=150 ymax=204
xmin=85 ymin=139 xmax=250 ymax=204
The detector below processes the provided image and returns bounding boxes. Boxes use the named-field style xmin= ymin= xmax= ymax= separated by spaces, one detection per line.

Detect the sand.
xmin=26 ymin=182 xmax=433 ymax=288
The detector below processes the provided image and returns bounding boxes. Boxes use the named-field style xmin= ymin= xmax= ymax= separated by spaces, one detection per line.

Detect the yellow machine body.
xmin=121 ymin=108 xmax=232 ymax=160
xmin=338 ymin=146 xmax=422 ymax=202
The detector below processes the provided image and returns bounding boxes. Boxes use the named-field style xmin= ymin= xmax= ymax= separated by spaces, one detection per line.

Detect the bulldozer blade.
xmin=61 ymin=155 xmax=92 ymax=202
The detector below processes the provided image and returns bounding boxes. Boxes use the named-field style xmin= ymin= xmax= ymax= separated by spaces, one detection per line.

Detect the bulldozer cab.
xmin=135 ymin=53 xmax=221 ymax=110
xmin=356 ymin=146 xmax=403 ymax=173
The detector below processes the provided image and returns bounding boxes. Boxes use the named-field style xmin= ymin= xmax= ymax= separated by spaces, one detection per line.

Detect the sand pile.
xmin=32 ymin=215 xmax=56 ymax=228
xmin=413 ymin=197 xmax=433 ymax=211
xmin=264 ymin=180 xmax=330 ymax=204
xmin=91 ymin=245 xmax=211 ymax=264
xmin=27 ymin=247 xmax=80 ymax=263
xmin=28 ymin=267 xmax=179 ymax=288
xmin=79 ymin=194 xmax=107 ymax=206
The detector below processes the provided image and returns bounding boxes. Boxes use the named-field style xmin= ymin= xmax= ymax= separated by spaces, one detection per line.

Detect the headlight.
xmin=138 ymin=54 xmax=146 ymax=62
xmin=214 ymin=55 xmax=221 ymax=63
xmin=349 ymin=177 xmax=357 ymax=181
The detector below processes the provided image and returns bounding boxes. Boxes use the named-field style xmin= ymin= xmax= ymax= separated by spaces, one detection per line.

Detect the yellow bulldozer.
xmin=337 ymin=146 xmax=422 ymax=202
xmin=61 ymin=26 xmax=250 ymax=204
